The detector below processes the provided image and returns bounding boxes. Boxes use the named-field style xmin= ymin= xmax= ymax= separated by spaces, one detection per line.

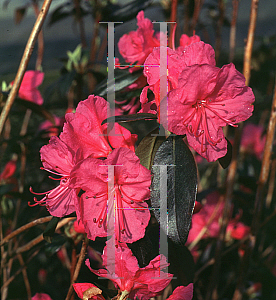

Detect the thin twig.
xmin=169 ymin=0 xmax=178 ymax=49
xmin=229 ymin=0 xmax=239 ymax=62
xmin=205 ymin=122 xmax=243 ymax=300
xmin=32 ymin=0 xmax=44 ymax=70
xmin=188 ymin=195 xmax=224 ymax=250
xmin=17 ymin=253 xmax=32 ymax=300
xmin=1 ymin=249 xmax=39 ymax=291
xmin=0 ymin=216 xmax=53 ymax=247
xmin=65 ymin=236 xmax=89 ymax=300
xmin=266 ymin=158 xmax=276 ymax=208
xmin=0 ymin=0 xmax=52 ymax=135
xmin=215 ymin=0 xmax=225 ymax=63
xmin=1 ymin=217 xmax=75 ymax=265
xmin=74 ymin=0 xmax=87 ymax=48
xmin=243 ymin=0 xmax=259 ymax=86
xmin=190 ymin=0 xmax=205 ymax=35
xmin=183 ymin=0 xmax=190 ymax=34
xmin=252 ymin=76 xmax=276 ymax=234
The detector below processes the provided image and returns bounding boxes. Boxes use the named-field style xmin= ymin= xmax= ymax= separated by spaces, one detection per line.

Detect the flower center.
xmin=90 ymin=183 xmax=146 ymax=244
xmin=28 ymin=167 xmax=70 ymax=208
xmin=183 ymin=98 xmax=238 ymax=152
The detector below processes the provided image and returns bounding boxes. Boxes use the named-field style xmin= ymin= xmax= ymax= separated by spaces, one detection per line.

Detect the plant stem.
xmin=243 ymin=0 xmax=259 ymax=86
xmin=229 ymin=0 xmax=240 ymax=62
xmin=0 ymin=216 xmax=53 ymax=247
xmin=169 ymin=0 xmax=178 ymax=49
xmin=1 ymin=249 xmax=39 ymax=291
xmin=32 ymin=0 xmax=44 ymax=70
xmin=17 ymin=252 xmax=32 ymax=300
xmin=65 ymin=236 xmax=89 ymax=300
xmin=190 ymin=0 xmax=204 ymax=35
xmin=252 ymin=77 xmax=276 ymax=234
xmin=0 ymin=0 xmax=52 ymax=135
xmin=215 ymin=0 xmax=225 ymax=63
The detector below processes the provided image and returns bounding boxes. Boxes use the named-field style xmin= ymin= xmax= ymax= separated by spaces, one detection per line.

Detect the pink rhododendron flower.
xmin=118 ymin=11 xmax=160 ymax=66
xmin=140 ymin=42 xmax=216 ymax=114
xmin=60 ymin=95 xmax=137 ymax=159
xmin=70 ymin=147 xmax=151 ymax=243
xmin=39 ymin=115 xmax=64 ymax=138
xmin=32 ymin=293 xmax=52 ymax=300
xmin=167 ymin=284 xmax=194 ymax=300
xmin=179 ymin=34 xmax=201 ymax=48
xmin=86 ymin=241 xmax=173 ymax=300
xmin=29 ymin=136 xmax=78 ymax=217
xmin=186 ymin=191 xmax=224 ymax=245
xmin=73 ymin=283 xmax=104 ymax=300
xmin=240 ymin=123 xmax=266 ymax=160
xmin=12 ymin=70 xmax=44 ymax=105
xmin=0 ymin=155 xmax=17 ymax=181
xmin=226 ymin=221 xmax=250 ymax=240
xmin=167 ymin=63 xmax=254 ymax=161
xmin=73 ymin=219 xmax=86 ymax=234
xmin=30 ymin=96 xmax=137 ymax=218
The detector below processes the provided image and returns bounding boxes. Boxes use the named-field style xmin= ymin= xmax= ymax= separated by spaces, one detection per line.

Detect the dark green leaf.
xmin=101 ymin=113 xmax=157 ymax=125
xmin=15 ymin=98 xmax=56 ymax=125
xmin=47 ymin=2 xmax=73 ymax=26
xmin=218 ymin=137 xmax=232 ymax=169
xmin=44 ymin=234 xmax=67 ymax=256
xmin=127 ymin=234 xmax=155 ymax=268
xmin=93 ymin=69 xmax=143 ymax=97
xmin=168 ymin=240 xmax=195 ymax=288
xmin=43 ymin=217 xmax=60 ymax=243
xmin=100 ymin=0 xmax=152 ymax=23
xmin=135 ymin=128 xmax=166 ymax=170
xmin=0 ymin=184 xmax=17 ymax=196
xmin=151 ymin=135 xmax=197 ymax=245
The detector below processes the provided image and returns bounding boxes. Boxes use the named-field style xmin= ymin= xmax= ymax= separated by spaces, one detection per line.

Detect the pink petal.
xmin=179 ymin=41 xmax=216 ymax=66
xmin=118 ymin=10 xmax=159 ymax=65
xmin=167 ymin=63 xmax=254 ymax=162
xmin=40 ymin=136 xmax=74 ymax=175
xmin=179 ymin=33 xmax=201 ymax=47
xmin=73 ymin=283 xmax=99 ymax=299
xmin=70 ymin=148 xmax=151 ymax=243
xmin=60 ymin=95 xmax=112 ymax=159
xmin=167 ymin=284 xmax=194 ymax=300
xmin=18 ymin=71 xmax=44 ymax=104
xmin=32 ymin=293 xmax=52 ymax=300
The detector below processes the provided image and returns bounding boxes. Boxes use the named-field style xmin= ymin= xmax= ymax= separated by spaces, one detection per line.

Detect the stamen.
xmin=40 ymin=167 xmax=67 ymax=177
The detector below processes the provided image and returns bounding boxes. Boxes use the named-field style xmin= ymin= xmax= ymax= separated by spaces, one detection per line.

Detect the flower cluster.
xmin=140 ymin=40 xmax=254 ymax=162
xmin=30 ymin=95 xmax=151 ymax=245
xmin=30 ymin=9 xmax=257 ymax=300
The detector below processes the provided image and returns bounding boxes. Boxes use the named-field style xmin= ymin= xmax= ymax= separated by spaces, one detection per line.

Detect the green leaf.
xmin=48 ymin=2 xmax=73 ymax=26
xmin=101 ymin=113 xmax=157 ymax=125
xmin=15 ymin=98 xmax=56 ymax=125
xmin=151 ymin=135 xmax=198 ymax=245
xmin=44 ymin=235 xmax=67 ymax=256
xmin=100 ymin=0 xmax=152 ymax=23
xmin=93 ymin=68 xmax=143 ymax=97
xmin=135 ymin=128 xmax=166 ymax=170
xmin=43 ymin=217 xmax=60 ymax=243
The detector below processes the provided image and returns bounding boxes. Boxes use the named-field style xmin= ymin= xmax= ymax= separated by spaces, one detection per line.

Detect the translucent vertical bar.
xmin=159 ymin=22 xmax=168 ymax=134
xmin=105 ymin=164 xmax=115 ymax=275
xmin=159 ymin=165 xmax=168 ymax=274
xmin=107 ymin=22 xmax=115 ymax=136
xmin=150 ymin=22 xmax=168 ymax=136
xmin=99 ymin=22 xmax=122 ymax=137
